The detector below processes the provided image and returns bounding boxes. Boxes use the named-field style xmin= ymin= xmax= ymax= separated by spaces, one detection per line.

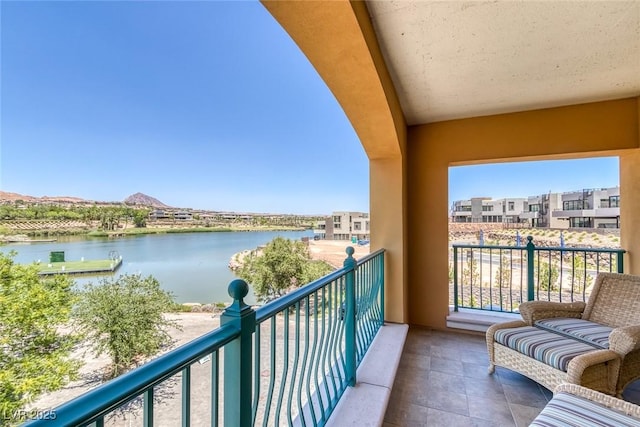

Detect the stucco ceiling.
xmin=366 ymin=1 xmax=640 ymax=125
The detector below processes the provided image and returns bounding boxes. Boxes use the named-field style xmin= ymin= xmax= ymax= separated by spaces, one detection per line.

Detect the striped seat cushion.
xmin=494 ymin=326 xmax=600 ymax=371
xmin=535 ymin=318 xmax=612 ymax=349
xmin=530 ymin=391 xmax=640 ymax=427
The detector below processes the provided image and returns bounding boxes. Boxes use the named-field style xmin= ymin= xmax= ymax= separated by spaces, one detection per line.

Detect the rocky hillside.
xmin=0 ymin=191 xmax=87 ymax=204
xmin=0 ymin=190 xmax=170 ymax=208
xmin=124 ymin=192 xmax=170 ymax=208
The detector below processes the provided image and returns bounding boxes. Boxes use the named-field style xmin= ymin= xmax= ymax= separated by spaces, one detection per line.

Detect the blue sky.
xmin=1 ymin=1 xmax=367 ymax=214
xmin=0 ymin=2 xmax=619 ymax=214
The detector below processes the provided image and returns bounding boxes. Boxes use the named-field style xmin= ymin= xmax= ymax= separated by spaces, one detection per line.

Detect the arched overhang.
xmin=262 ymin=0 xmax=409 ymax=322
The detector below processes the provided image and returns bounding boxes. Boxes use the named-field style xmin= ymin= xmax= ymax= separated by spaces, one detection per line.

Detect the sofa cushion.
xmin=530 ymin=390 xmax=640 ymax=427
xmin=535 ymin=318 xmax=612 ymax=349
xmin=494 ymin=326 xmax=600 ymax=371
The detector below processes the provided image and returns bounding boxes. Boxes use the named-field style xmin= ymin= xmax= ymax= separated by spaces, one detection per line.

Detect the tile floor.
xmin=383 ymin=327 xmax=640 ymax=427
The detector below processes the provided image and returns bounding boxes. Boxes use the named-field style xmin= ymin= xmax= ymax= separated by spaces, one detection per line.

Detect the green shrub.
xmin=237 ymin=237 xmax=333 ymax=303
xmin=74 ymin=274 xmax=179 ymax=377
xmin=0 ymin=252 xmax=80 ymax=418
xmin=169 ymin=303 xmax=194 ymax=313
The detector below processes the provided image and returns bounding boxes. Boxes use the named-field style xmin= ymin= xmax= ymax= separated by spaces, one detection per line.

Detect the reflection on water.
xmin=1 ymin=230 xmax=314 ymax=304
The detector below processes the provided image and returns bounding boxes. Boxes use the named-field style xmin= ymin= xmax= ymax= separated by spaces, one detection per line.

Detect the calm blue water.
xmin=1 ymin=230 xmax=314 ymax=304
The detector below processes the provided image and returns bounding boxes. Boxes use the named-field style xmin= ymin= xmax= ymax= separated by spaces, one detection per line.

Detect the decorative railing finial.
xmin=344 ymin=246 xmax=356 ymax=270
xmin=226 ymin=279 xmax=250 ymax=312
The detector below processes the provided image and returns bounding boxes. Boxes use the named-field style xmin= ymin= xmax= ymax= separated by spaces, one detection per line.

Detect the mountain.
xmin=0 ymin=191 xmax=88 ymax=204
xmin=123 ymin=192 xmax=170 ymax=208
xmin=0 ymin=190 xmax=170 ymax=208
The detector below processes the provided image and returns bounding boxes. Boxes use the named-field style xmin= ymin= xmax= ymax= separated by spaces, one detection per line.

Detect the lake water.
xmin=1 ymin=230 xmax=314 ymax=304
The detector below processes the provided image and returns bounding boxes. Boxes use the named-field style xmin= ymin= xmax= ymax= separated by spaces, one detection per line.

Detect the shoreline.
xmin=228 ymin=240 xmax=373 ymax=271
xmin=224 ymin=240 xmax=372 ymax=309
xmin=0 ymin=225 xmax=309 ymax=242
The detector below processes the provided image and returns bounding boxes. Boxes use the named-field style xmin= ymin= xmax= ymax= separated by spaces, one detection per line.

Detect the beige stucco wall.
xmin=621 ymin=150 xmax=640 ymax=273
xmin=370 ymin=157 xmax=408 ymax=322
xmin=409 ymin=98 xmax=640 ymax=328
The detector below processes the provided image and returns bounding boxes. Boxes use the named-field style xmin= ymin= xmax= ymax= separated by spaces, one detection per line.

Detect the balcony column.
xmin=371 ymin=156 xmax=407 ymax=323
xmin=620 ymin=149 xmax=640 ymax=274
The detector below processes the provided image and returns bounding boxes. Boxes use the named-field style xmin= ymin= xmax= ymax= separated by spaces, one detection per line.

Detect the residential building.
xmin=313 ymin=220 xmax=326 ymax=239
xmin=451 ymin=197 xmax=527 ymax=224
xmin=552 ymin=187 xmax=621 ymax=228
xmin=149 ymin=209 xmax=194 ymax=221
xmin=172 ymin=211 xmax=193 ymax=221
xmin=521 ymin=192 xmax=565 ymax=228
xmin=452 ymin=187 xmax=620 ymax=229
xmin=148 ymin=209 xmax=170 ymax=220
xmin=323 ymin=211 xmax=370 ymax=241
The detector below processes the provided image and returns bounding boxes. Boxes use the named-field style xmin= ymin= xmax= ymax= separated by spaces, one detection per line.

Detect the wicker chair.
xmin=486 ymin=272 xmax=640 ymax=396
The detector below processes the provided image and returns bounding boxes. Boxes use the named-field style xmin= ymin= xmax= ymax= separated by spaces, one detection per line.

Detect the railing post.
xmin=221 ymin=279 xmax=255 ymax=427
xmin=526 ymin=236 xmax=535 ymax=301
xmin=617 ymin=250 xmax=625 ymax=273
xmin=344 ymin=247 xmax=357 ymax=387
xmin=379 ymin=250 xmax=385 ymax=326
xmin=453 ymin=246 xmax=459 ymax=312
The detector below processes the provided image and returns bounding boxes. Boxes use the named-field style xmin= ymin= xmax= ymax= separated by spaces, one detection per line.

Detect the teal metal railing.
xmin=452 ymin=236 xmax=625 ymax=312
xmin=24 ymin=247 xmax=384 ymax=427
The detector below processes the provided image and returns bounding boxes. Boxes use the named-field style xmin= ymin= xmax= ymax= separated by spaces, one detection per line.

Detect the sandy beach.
xmin=307 ymin=239 xmax=370 ymax=267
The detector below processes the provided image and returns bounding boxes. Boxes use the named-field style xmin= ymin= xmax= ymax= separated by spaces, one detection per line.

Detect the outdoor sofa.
xmin=531 ymin=383 xmax=640 ymax=426
xmin=486 ymin=272 xmax=640 ymax=396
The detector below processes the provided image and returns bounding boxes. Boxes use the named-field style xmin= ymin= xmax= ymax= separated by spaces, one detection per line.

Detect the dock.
xmin=1 ymin=237 xmax=57 ymax=243
xmin=37 ymin=257 xmax=123 ymax=276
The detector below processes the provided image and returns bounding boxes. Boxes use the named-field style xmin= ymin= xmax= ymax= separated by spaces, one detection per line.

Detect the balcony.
xmin=13 ymin=2 xmax=640 ymax=426
xmin=383 ymin=327 xmax=640 ymax=426
xmin=24 ymin=248 xmax=387 ymax=427
xmin=519 ymin=211 xmax=539 ymax=220
xmin=22 ymin=239 xmax=633 ymax=426
xmin=553 ymin=209 xmax=596 ymax=218
xmin=594 ymin=207 xmax=621 ymax=218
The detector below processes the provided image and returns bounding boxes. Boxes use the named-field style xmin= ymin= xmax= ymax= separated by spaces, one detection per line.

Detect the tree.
xmin=301 ymin=258 xmax=335 ymax=285
xmin=74 ymin=274 xmax=179 ymax=377
xmin=237 ymin=237 xmax=333 ymax=303
xmin=572 ymin=255 xmax=594 ymax=293
xmin=0 ymin=252 xmax=79 ymax=418
xmin=495 ymin=255 xmax=512 ymax=288
xmin=535 ymin=259 xmax=560 ymax=292
xmin=461 ymin=253 xmax=480 ymax=287
xmin=133 ymin=209 xmax=148 ymax=228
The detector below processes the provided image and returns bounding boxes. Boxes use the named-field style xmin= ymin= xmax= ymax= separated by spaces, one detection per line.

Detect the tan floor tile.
xmin=467 ymin=395 xmax=516 ymax=425
xmin=430 ymin=356 xmax=464 ymax=376
xmin=423 ymin=390 xmax=469 ymax=416
xmin=384 ymin=328 xmax=547 ymax=426
xmin=501 ymin=383 xmax=548 ymax=408
xmin=509 ymin=403 xmax=546 ymax=427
